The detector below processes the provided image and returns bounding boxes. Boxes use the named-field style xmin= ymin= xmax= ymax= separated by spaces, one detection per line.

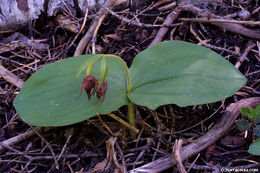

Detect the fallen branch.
xmin=179 ymin=18 xmax=260 ymax=26
xmin=129 ymin=97 xmax=260 ymax=172
xmin=180 ymin=4 xmax=260 ymax=40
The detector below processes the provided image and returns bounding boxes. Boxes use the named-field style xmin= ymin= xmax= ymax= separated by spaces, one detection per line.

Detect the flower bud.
xmin=95 ymin=79 xmax=107 ymax=103
xmin=80 ymin=74 xmax=96 ymax=100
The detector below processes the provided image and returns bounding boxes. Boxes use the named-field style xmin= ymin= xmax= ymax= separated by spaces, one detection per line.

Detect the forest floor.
xmin=0 ymin=0 xmax=260 ymax=172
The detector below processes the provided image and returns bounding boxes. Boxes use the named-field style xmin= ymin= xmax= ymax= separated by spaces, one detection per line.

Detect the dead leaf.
xmin=220 ymin=135 xmax=246 ymax=148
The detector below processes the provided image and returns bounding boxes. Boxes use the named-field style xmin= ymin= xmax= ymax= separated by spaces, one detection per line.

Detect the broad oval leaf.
xmin=248 ymin=138 xmax=260 ymax=156
xmin=14 ymin=55 xmax=129 ymax=126
xmin=253 ymin=125 xmax=260 ymax=137
xmin=128 ymin=41 xmax=247 ymax=109
xmin=255 ymin=117 xmax=260 ymax=124
xmin=237 ymin=120 xmax=250 ymax=131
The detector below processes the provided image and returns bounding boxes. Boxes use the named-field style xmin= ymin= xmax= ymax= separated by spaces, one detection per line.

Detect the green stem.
xmin=103 ymin=55 xmax=131 ymax=93
xmin=103 ymin=55 xmax=136 ymax=138
xmin=128 ymin=102 xmax=135 ymax=139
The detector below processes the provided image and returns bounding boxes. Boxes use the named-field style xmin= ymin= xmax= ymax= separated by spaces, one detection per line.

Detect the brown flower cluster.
xmin=80 ymin=74 xmax=107 ymax=104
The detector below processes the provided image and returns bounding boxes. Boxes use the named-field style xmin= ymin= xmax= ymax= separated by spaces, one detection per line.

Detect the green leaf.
xmin=255 ymin=105 xmax=260 ymax=117
xmin=253 ymin=125 xmax=260 ymax=137
xmin=75 ymin=54 xmax=102 ymax=79
xmin=255 ymin=117 xmax=260 ymax=124
xmin=14 ymin=55 xmax=129 ymax=126
xmin=248 ymin=107 xmax=256 ymax=119
xmin=97 ymin=57 xmax=108 ymax=90
xmin=237 ymin=120 xmax=250 ymax=131
xmin=241 ymin=107 xmax=250 ymax=118
xmin=128 ymin=41 xmax=247 ymax=109
xmin=248 ymin=138 xmax=260 ymax=156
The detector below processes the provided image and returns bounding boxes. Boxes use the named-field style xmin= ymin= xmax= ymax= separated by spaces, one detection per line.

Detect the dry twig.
xmin=179 ymin=18 xmax=260 ymax=26
xmin=0 ymin=127 xmax=53 ymax=152
xmin=174 ymin=139 xmax=187 ymax=173
xmin=68 ymin=2 xmax=89 ymax=48
xmin=0 ymin=64 xmax=24 ymax=88
xmin=235 ymin=40 xmax=255 ymax=69
xmin=107 ymin=113 xmax=140 ymax=134
xmin=74 ymin=0 xmax=117 ymax=56
xmin=91 ymin=14 xmax=106 ymax=54
xmin=149 ymin=7 xmax=182 ymax=47
xmin=104 ymin=7 xmax=183 ymax=28
xmin=180 ymin=4 xmax=260 ymax=40
xmin=30 ymin=125 xmax=59 ymax=169
xmin=189 ymin=24 xmax=238 ymax=55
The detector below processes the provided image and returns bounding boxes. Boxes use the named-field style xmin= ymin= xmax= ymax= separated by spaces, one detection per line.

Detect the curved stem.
xmin=103 ymin=55 xmax=136 ymax=138
xmin=103 ymin=54 xmax=131 ymax=93
xmin=86 ymin=54 xmax=136 ymax=138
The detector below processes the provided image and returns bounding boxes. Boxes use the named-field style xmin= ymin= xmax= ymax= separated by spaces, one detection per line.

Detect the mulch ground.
xmin=0 ymin=0 xmax=260 ymax=172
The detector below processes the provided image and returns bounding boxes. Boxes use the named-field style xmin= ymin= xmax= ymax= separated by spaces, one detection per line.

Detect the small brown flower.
xmin=95 ymin=79 xmax=108 ymax=104
xmin=80 ymin=74 xmax=96 ymax=100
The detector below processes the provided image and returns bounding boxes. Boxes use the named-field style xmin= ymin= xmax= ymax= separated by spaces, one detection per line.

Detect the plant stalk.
xmin=103 ymin=55 xmax=136 ymax=138
xmin=103 ymin=55 xmax=131 ymax=93
xmin=128 ymin=102 xmax=135 ymax=139
xmin=87 ymin=54 xmax=136 ymax=138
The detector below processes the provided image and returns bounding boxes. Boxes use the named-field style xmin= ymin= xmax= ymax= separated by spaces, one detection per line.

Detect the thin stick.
xmin=74 ymin=0 xmax=116 ymax=56
xmin=174 ymin=139 xmax=187 ymax=173
xmin=149 ymin=7 xmax=182 ymax=47
xmin=97 ymin=113 xmax=115 ymax=136
xmin=92 ymin=14 xmax=106 ymax=54
xmin=187 ymin=153 xmax=200 ymax=173
xmin=29 ymin=125 xmax=59 ymax=169
xmin=0 ymin=55 xmax=26 ymax=66
xmin=0 ymin=64 xmax=24 ymax=88
xmin=180 ymin=4 xmax=260 ymax=40
xmin=0 ymin=160 xmax=48 ymax=167
xmin=0 ymin=142 xmax=31 ymax=160
xmin=173 ymin=106 xmax=221 ymax=135
xmin=107 ymin=113 xmax=140 ymax=134
xmin=47 ymin=133 xmax=72 ymax=173
xmin=235 ymin=40 xmax=254 ymax=69
xmin=0 ymin=127 xmax=53 ymax=152
xmin=189 ymin=24 xmax=238 ymax=55
xmin=116 ymin=142 xmax=127 ymax=173
xmin=179 ymin=17 xmax=260 ymax=26
xmin=104 ymin=7 xmax=183 ymax=28
xmin=68 ymin=2 xmax=89 ymax=48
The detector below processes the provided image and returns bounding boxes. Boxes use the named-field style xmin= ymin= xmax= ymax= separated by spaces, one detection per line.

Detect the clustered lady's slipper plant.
xmin=237 ymin=105 xmax=260 ymax=156
xmin=14 ymin=41 xmax=247 ymax=138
